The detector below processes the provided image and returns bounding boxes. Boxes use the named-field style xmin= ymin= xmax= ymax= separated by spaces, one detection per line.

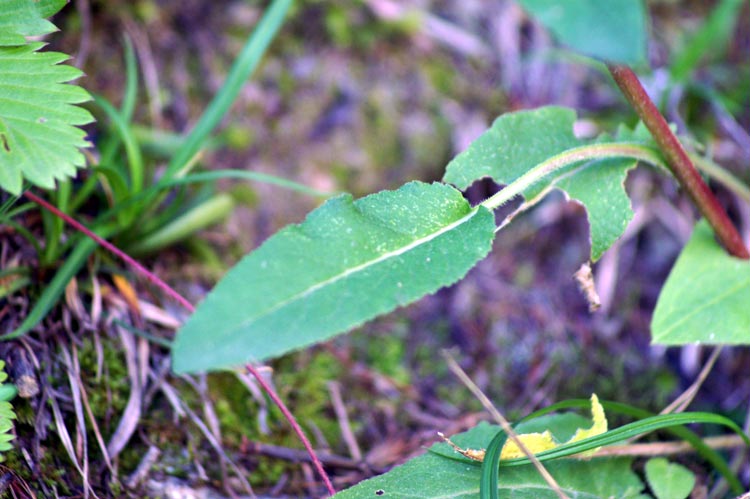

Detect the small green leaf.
xmin=644 ymin=458 xmax=695 ymax=499
xmin=652 ymin=220 xmax=750 ymax=345
xmin=517 ymin=0 xmax=647 ymax=65
xmin=0 ymin=42 xmax=94 ymax=194
xmin=334 ymin=419 xmax=645 ymax=499
xmin=172 ymin=181 xmax=496 ymax=373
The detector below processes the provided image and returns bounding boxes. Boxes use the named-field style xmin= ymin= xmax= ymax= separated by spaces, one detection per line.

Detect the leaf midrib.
xmin=231 ymin=206 xmax=483 ymax=334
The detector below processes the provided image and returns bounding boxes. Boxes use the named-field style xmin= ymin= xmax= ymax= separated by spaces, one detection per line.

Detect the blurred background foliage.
xmin=2 ymin=0 xmax=749 ymax=496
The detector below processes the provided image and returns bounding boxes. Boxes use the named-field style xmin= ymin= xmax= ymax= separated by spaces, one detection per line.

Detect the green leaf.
xmin=444 ymin=107 xmax=581 ymax=193
xmin=0 ymin=42 xmax=94 ymax=194
xmin=172 ymin=181 xmax=495 ymax=373
xmin=652 ymin=220 xmax=750 ymax=345
xmin=644 ymin=458 xmax=695 ymax=499
xmin=516 ymin=0 xmax=647 ymax=65
xmin=444 ymin=107 xmax=641 ymax=261
xmin=334 ymin=419 xmax=645 ymax=499
xmin=0 ymin=0 xmax=67 ymax=46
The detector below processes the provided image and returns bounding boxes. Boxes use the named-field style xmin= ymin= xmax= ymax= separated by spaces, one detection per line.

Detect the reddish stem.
xmin=25 ymin=188 xmax=336 ymax=495
xmin=608 ymin=64 xmax=749 ymax=259
xmin=23 ymin=190 xmax=196 ymax=311
xmin=246 ymin=363 xmax=337 ymax=497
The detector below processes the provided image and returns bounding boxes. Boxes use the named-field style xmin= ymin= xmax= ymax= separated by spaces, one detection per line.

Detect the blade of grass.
xmin=0 ymin=267 xmax=31 ymax=298
xmin=160 ymin=170 xmax=335 ymax=197
xmin=0 ymin=216 xmax=41 ymax=256
xmin=93 ymin=95 xmax=145 ymax=196
xmin=165 ymin=0 xmax=292 ymax=179
xmin=128 ymin=193 xmax=234 ymax=255
xmin=480 ymin=429 xmax=508 ymax=499
xmin=1 ymin=235 xmax=99 ymax=340
xmin=41 ymin=179 xmax=71 ymax=265
xmin=121 ymin=35 xmax=138 ymax=123
xmin=86 ymin=168 xmax=332 ymax=235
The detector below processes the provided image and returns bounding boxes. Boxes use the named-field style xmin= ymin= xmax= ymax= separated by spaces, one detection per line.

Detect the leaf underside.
xmin=516 ymin=0 xmax=647 ymax=65
xmin=651 ymin=220 xmax=750 ymax=345
xmin=443 ymin=106 xmax=638 ymax=261
xmin=0 ymin=2 xmax=93 ymax=194
xmin=172 ymin=181 xmax=496 ymax=373
xmin=333 ymin=418 xmax=645 ymax=499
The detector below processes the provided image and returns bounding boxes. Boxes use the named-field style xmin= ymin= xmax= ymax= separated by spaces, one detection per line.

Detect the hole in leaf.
xmin=375 ymin=490 xmax=385 ymax=496
xmin=0 ymin=134 xmax=10 ymax=152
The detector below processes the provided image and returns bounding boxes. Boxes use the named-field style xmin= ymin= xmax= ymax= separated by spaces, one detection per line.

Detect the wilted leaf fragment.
xmin=172 ymin=182 xmax=496 ymax=373
xmin=652 ymin=220 xmax=750 ymax=345
xmin=0 ymin=42 xmax=93 ymax=194
xmin=517 ymin=0 xmax=647 ymax=65
xmin=645 ymin=458 xmax=695 ymax=499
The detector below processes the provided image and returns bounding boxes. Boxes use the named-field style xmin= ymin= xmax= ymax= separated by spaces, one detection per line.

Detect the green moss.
xmin=76 ymin=338 xmax=131 ymax=421
xmin=206 ymin=349 xmax=346 ymax=488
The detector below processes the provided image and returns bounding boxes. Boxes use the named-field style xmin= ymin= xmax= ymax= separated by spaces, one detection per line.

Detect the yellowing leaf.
xmin=500 ymin=430 xmax=557 ymax=459
xmin=570 ymin=394 xmax=608 ymax=441
xmin=566 ymin=393 xmax=608 ymax=456
xmin=439 ymin=394 xmax=609 ymax=462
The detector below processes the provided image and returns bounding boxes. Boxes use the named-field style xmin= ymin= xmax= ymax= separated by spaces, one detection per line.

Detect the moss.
xmin=76 ymin=338 xmax=131 ymax=422
xmin=206 ymin=349 xmax=345 ymax=488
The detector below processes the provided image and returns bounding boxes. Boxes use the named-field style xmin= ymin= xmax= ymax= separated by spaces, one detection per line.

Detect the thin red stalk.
xmin=608 ymin=64 xmax=749 ymax=259
xmin=246 ymin=363 xmax=336 ymax=497
xmin=25 ymin=189 xmax=336 ymax=495
xmin=24 ymin=190 xmax=196 ymax=311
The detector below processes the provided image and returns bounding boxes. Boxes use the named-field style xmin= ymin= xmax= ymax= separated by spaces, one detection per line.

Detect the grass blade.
xmin=165 ymin=0 xmax=292 ymax=178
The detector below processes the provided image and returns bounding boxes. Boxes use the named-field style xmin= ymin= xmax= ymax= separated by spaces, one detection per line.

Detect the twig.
xmin=593 ymin=434 xmax=746 ymax=457
xmin=328 ymin=381 xmax=362 ymax=462
xmin=440 ymin=350 xmax=569 ymax=499
xmin=661 ymin=347 xmax=722 ymax=415
xmin=608 ymin=65 xmax=749 ymax=259
xmin=246 ymin=363 xmax=336 ymax=497
xmin=245 ymin=441 xmax=385 ymax=472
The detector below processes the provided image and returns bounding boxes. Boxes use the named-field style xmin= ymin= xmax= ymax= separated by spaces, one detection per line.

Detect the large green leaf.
xmin=0 ymin=0 xmax=67 ymax=46
xmin=516 ymin=0 xmax=647 ymax=65
xmin=172 ymin=182 xmax=495 ymax=373
xmin=0 ymin=4 xmax=94 ymax=195
xmin=443 ymin=107 xmax=640 ymax=261
xmin=652 ymin=220 xmax=750 ymax=345
xmin=333 ymin=418 xmax=645 ymax=499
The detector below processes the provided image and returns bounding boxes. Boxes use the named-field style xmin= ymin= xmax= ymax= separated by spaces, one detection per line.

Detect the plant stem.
xmin=480 ymin=142 xmax=664 ymax=211
xmin=608 ymin=64 xmax=749 ymax=259
xmin=23 ymin=190 xmax=195 ymax=312
xmin=245 ymin=363 xmax=337 ymax=497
